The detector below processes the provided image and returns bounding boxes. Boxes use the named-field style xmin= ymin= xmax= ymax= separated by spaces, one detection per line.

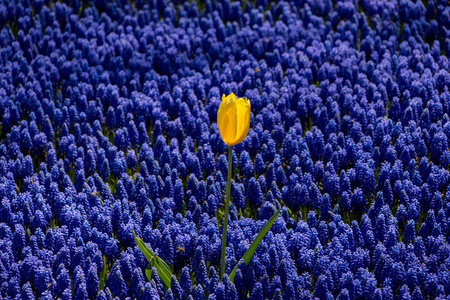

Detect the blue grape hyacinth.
xmin=0 ymin=0 xmax=450 ymax=299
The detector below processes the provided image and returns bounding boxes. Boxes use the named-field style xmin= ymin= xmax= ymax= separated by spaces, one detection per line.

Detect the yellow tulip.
xmin=217 ymin=93 xmax=251 ymax=146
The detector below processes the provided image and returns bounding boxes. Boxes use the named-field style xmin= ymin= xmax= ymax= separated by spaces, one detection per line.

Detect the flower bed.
xmin=0 ymin=0 xmax=450 ymax=299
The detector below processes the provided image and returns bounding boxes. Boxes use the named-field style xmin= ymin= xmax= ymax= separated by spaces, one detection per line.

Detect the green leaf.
xmin=229 ymin=209 xmax=280 ymax=282
xmin=132 ymin=229 xmax=155 ymax=263
xmin=99 ymin=255 xmax=108 ymax=292
xmin=132 ymin=229 xmax=172 ymax=290
xmin=145 ymin=263 xmax=152 ymax=281
xmin=153 ymin=256 xmax=173 ymax=287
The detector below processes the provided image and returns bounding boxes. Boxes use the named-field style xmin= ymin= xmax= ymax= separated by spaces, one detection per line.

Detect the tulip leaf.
xmin=132 ymin=229 xmax=154 ymax=262
xmin=145 ymin=263 xmax=152 ymax=281
xmin=153 ymin=255 xmax=173 ymax=288
xmin=229 ymin=209 xmax=280 ymax=282
xmin=132 ymin=229 xmax=172 ymax=290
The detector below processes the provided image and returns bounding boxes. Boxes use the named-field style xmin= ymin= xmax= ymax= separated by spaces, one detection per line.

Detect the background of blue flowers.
xmin=0 ymin=0 xmax=450 ymax=299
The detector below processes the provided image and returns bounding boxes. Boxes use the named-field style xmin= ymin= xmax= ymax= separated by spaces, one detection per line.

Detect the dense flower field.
xmin=1 ymin=0 xmax=450 ymax=299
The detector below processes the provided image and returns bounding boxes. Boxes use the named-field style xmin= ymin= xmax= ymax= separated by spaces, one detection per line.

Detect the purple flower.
xmin=247 ymin=178 xmax=264 ymax=207
xmin=106 ymin=262 xmax=127 ymax=298
xmin=180 ymin=266 xmax=192 ymax=294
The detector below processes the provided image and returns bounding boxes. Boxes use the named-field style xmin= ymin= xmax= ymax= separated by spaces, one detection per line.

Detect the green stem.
xmin=220 ymin=145 xmax=233 ymax=280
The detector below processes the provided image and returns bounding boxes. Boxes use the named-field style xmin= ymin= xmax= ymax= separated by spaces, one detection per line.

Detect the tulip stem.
xmin=220 ymin=145 xmax=233 ymax=280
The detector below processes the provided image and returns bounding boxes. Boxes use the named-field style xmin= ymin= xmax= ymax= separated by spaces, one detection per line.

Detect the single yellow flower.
xmin=217 ymin=93 xmax=251 ymax=146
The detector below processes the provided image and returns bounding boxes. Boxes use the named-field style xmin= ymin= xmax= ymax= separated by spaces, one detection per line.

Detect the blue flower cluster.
xmin=0 ymin=0 xmax=450 ymax=299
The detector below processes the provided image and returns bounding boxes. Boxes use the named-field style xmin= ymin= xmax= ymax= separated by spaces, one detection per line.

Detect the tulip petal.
xmin=223 ymin=93 xmax=237 ymax=102
xmin=218 ymin=94 xmax=237 ymax=146
xmin=234 ymin=98 xmax=251 ymax=145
